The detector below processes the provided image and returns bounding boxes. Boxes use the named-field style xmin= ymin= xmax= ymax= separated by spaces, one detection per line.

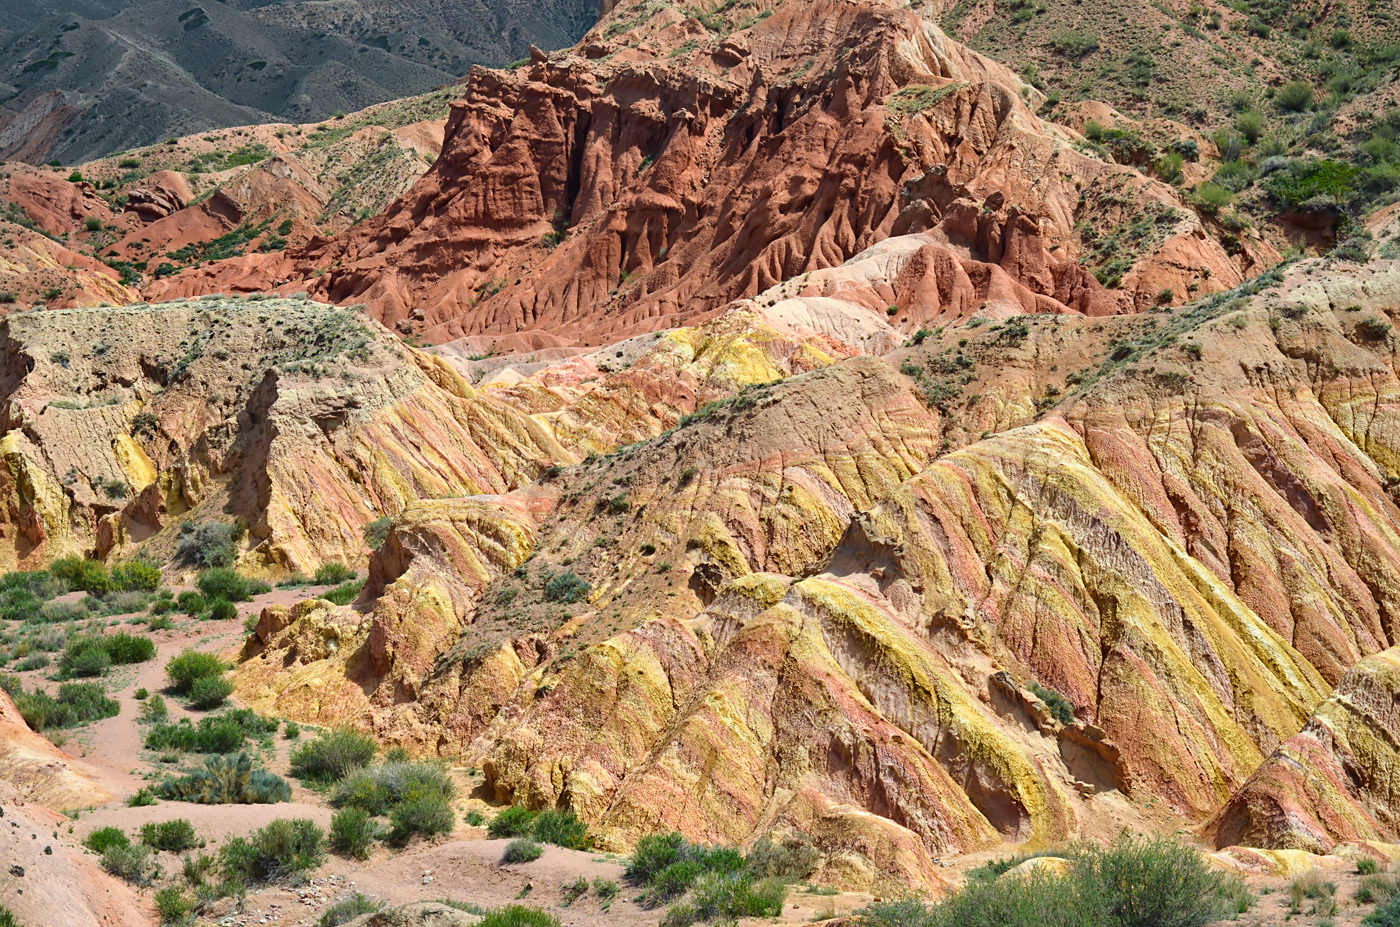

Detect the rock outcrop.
xmin=150 ymin=0 xmax=1271 ymax=346
xmin=1209 ymin=646 xmax=1400 ymax=853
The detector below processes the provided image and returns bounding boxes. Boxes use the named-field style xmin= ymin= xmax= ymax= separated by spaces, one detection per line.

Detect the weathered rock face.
xmin=0 ymin=297 xmax=573 ymax=573
xmin=235 ymin=222 xmax=1400 ymax=887
xmin=151 ymin=0 xmax=1269 ymax=347
xmin=1209 ymin=647 xmax=1400 ymax=854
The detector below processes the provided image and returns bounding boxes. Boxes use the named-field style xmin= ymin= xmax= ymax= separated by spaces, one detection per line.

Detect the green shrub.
xmin=146 ymin=709 xmax=277 ymax=752
xmin=1028 ymin=681 xmax=1076 ymax=725
xmin=61 ymin=642 xmax=111 ymax=677
xmin=1276 ymin=80 xmax=1315 ymax=112
xmin=197 ymin=568 xmax=268 ymax=603
xmin=314 ymin=563 xmax=355 ymax=585
xmin=154 ymin=886 xmax=193 ymax=924
xmin=627 ymin=831 xmax=686 ymax=883
xmin=50 ymin=557 xmax=112 ymax=594
xmin=488 ymin=805 xmax=540 ymax=839
xmin=1078 ymin=834 xmax=1248 ymax=926
xmin=175 ymin=591 xmax=206 ymax=615
xmin=140 ymin=818 xmax=199 ymax=852
xmin=84 ymin=826 xmax=131 ymax=854
xmin=862 ymin=834 xmax=1251 ymax=927
xmin=175 ymin=522 xmax=239 ymax=568
xmin=321 ymin=580 xmax=363 ymax=606
xmin=284 ymin=720 xmax=301 ymax=738
xmin=476 ymin=906 xmax=560 ymax=927
xmin=1264 ymin=159 xmax=1359 ymax=210
xmin=205 ymin=598 xmax=238 ymax=622
xmin=389 ymin=791 xmax=455 ymax=845
xmin=563 ymin=874 xmax=590 ymax=905
xmin=329 ymin=807 xmax=379 ymax=859
xmin=543 ymin=569 xmax=590 ymax=603
xmin=331 ymin=760 xmax=454 ymax=815
xmin=101 ymin=842 xmax=159 ymax=885
xmin=159 ymin=752 xmax=291 ymax=804
xmin=319 ymin=893 xmax=382 ymax=926
xmin=219 ymin=818 xmax=325 ymax=887
xmin=289 ymin=728 xmax=377 ymax=784
xmin=127 ymin=786 xmax=159 ymax=807
xmin=12 ymin=681 xmax=119 ymax=730
xmin=504 ymin=838 xmax=544 ymax=863
xmin=531 ymin=809 xmax=589 ymax=849
xmin=165 ymin=650 xmax=225 ymax=693
xmin=187 ymin=675 xmax=235 ymax=710
xmin=363 ymin=516 xmax=392 ymax=549
xmin=110 ymin=560 xmax=162 ymax=592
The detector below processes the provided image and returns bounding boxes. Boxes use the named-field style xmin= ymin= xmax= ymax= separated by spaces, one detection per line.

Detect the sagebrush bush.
xmin=187 ymin=675 xmax=235 ymax=710
xmin=140 ymin=818 xmax=200 ymax=852
xmin=220 ymin=818 xmax=325 ymax=887
xmin=176 ymin=591 xmax=206 ymax=615
xmin=165 ymin=650 xmax=225 ymax=693
xmin=175 ymin=522 xmax=239 ymax=568
xmin=543 ymin=569 xmax=590 ymax=603
xmin=159 ymin=752 xmax=291 ymax=804
xmin=745 ymin=834 xmax=819 ymax=881
xmin=101 ymin=842 xmax=159 ymax=885
xmin=329 ymin=807 xmax=379 ymax=859
xmin=289 ymin=728 xmax=377 ymax=784
xmin=503 ymin=838 xmax=544 ymax=863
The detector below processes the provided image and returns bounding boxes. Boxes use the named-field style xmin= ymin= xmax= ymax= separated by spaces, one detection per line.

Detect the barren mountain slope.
xmin=0 ymin=0 xmax=598 ymax=165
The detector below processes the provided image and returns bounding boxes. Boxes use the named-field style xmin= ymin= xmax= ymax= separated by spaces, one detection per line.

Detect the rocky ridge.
xmin=149 ymin=0 xmax=1276 ymax=349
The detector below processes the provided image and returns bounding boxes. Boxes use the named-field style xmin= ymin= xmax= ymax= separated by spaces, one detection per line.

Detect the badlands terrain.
xmin=0 ymin=0 xmax=1397 ymax=925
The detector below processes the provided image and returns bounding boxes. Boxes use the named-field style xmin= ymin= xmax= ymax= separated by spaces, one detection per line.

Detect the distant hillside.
xmin=0 ymin=0 xmax=599 ymax=164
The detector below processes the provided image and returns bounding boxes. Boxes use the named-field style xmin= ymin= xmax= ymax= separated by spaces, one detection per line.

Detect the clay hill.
xmin=0 ymin=0 xmax=598 ymax=165
xmin=1 ymin=0 xmax=1400 ymax=915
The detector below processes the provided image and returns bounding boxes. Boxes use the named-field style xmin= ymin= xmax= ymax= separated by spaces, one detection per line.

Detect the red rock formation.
xmin=150 ymin=0 xmax=1264 ymax=345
